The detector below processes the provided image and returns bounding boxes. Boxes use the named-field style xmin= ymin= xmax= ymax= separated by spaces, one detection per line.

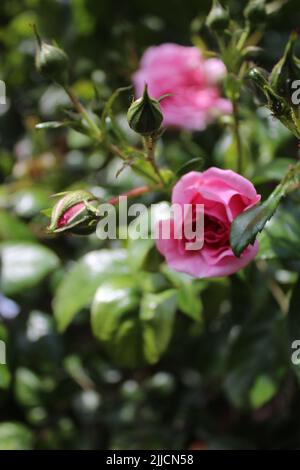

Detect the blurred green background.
xmin=1 ymin=0 xmax=300 ymax=450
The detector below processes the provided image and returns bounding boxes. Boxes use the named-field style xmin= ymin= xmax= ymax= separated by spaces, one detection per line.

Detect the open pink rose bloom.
xmin=133 ymin=43 xmax=232 ymax=130
xmin=156 ymin=168 xmax=261 ymax=278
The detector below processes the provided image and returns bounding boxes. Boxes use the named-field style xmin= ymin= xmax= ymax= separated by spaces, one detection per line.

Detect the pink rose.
xmin=156 ymin=168 xmax=261 ymax=278
xmin=133 ymin=43 xmax=232 ymax=131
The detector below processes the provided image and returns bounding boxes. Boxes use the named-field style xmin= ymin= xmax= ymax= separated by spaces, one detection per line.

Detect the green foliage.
xmin=230 ymin=163 xmax=300 ymax=256
xmin=0 ymin=242 xmax=59 ymax=295
xmin=92 ymin=282 xmax=177 ymax=367
xmin=0 ymin=423 xmax=33 ymax=450
xmin=0 ymin=211 xmax=35 ymax=241
xmin=53 ymin=249 xmax=129 ymax=331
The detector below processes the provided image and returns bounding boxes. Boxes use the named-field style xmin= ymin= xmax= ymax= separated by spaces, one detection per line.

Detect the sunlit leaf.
xmin=0 ymin=422 xmax=33 ymax=450
xmin=0 ymin=242 xmax=59 ymax=296
xmin=54 ymin=249 xmax=129 ymax=331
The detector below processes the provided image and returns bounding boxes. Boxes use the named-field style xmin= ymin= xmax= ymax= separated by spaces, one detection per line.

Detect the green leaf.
xmin=92 ymin=281 xmax=177 ymax=367
xmin=14 ymin=368 xmax=44 ymax=407
xmin=127 ymin=202 xmax=171 ymax=271
xmin=101 ymin=85 xmax=132 ymax=131
xmin=0 ymin=366 xmax=11 ymax=390
xmin=129 ymin=156 xmax=162 ymax=184
xmin=161 ymin=265 xmax=202 ymax=321
xmin=230 ymin=198 xmax=279 ymax=257
xmin=230 ymin=165 xmax=298 ymax=257
xmin=64 ymin=355 xmax=94 ymax=389
xmin=91 ymin=277 xmax=140 ymax=343
xmin=249 ymin=375 xmax=277 ymax=409
xmin=176 ymin=157 xmax=204 ymax=177
xmin=12 ymin=187 xmax=51 ymax=218
xmin=36 ymin=121 xmax=66 ymax=129
xmin=224 ymin=314 xmax=283 ymax=408
xmin=127 ymin=238 xmax=155 ymax=271
xmin=214 ymin=129 xmax=250 ymax=172
xmin=224 ymin=73 xmax=242 ymax=101
xmin=41 ymin=207 xmax=53 ymax=218
xmin=257 ymin=203 xmax=300 ymax=266
xmin=0 ymin=422 xmax=33 ymax=450
xmin=0 ymin=211 xmax=34 ymax=241
xmin=91 ymin=276 xmax=141 ymax=367
xmin=0 ymin=242 xmax=59 ymax=296
xmin=140 ymin=290 xmax=177 ymax=364
xmin=54 ymin=249 xmax=129 ymax=332
xmin=111 ymin=319 xmax=142 ymax=368
xmin=252 ymin=158 xmax=295 ymax=185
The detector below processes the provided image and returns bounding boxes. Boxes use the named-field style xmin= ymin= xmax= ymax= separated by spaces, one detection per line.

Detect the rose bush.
xmin=2 ymin=0 xmax=300 ymax=451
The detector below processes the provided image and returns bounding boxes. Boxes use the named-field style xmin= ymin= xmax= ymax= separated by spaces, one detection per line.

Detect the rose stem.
xmin=232 ymin=100 xmax=243 ymax=174
xmin=64 ymin=87 xmax=160 ymax=184
xmin=143 ymin=136 xmax=165 ymax=186
xmin=107 ymin=184 xmax=160 ymax=206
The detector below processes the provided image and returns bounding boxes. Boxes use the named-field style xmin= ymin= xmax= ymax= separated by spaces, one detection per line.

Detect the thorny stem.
xmin=65 ymin=87 xmax=102 ymax=141
xmin=232 ymin=100 xmax=243 ymax=174
xmin=65 ymin=88 xmax=162 ymax=185
xmin=273 ymin=159 xmax=300 ymax=197
xmin=216 ymin=24 xmax=251 ymax=175
xmin=143 ymin=136 xmax=165 ymax=186
xmin=107 ymin=184 xmax=161 ymax=206
xmin=108 ymin=143 xmax=160 ymax=184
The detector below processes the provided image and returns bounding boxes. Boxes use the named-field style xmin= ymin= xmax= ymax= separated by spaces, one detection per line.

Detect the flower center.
xmin=204 ymin=214 xmax=228 ymax=246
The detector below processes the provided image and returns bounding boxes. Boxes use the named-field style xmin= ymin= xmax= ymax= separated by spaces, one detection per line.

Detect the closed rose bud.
xmin=48 ymin=190 xmax=99 ymax=235
xmin=244 ymin=0 xmax=266 ymax=25
xmin=127 ymin=84 xmax=163 ymax=136
xmin=249 ymin=67 xmax=300 ymax=138
xmin=248 ymin=67 xmax=269 ymax=89
xmin=206 ymin=0 xmax=230 ymax=33
xmin=270 ymin=32 xmax=300 ymax=103
xmin=248 ymin=67 xmax=287 ymax=115
xmin=35 ymin=28 xmax=69 ymax=86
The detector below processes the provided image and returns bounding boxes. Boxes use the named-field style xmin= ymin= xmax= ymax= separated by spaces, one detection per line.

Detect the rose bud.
xmin=270 ymin=32 xmax=300 ymax=103
xmin=248 ymin=67 xmax=287 ymax=113
xmin=47 ymin=190 xmax=100 ymax=235
xmin=248 ymin=66 xmax=269 ymax=89
xmin=248 ymin=67 xmax=300 ymax=138
xmin=127 ymin=84 xmax=163 ymax=136
xmin=206 ymin=0 xmax=230 ymax=33
xmin=244 ymin=0 xmax=267 ymax=26
xmin=35 ymin=28 xmax=69 ymax=86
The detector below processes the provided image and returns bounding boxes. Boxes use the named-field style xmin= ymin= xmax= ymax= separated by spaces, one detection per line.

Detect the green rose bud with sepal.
xmin=127 ymin=84 xmax=163 ymax=136
xmin=34 ymin=27 xmax=69 ymax=86
xmin=270 ymin=32 xmax=300 ymax=104
xmin=248 ymin=67 xmax=300 ymax=138
xmin=47 ymin=190 xmax=100 ymax=235
xmin=206 ymin=0 xmax=230 ymax=33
